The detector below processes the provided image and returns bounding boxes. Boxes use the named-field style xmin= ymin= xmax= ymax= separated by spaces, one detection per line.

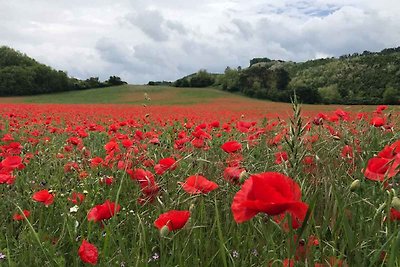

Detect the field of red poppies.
xmin=1 ymin=98 xmax=400 ymax=266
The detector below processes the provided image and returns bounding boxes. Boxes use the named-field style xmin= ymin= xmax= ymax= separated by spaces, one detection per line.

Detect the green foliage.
xmin=190 ymin=70 xmax=215 ymax=87
xmin=0 ymin=46 xmax=127 ymax=96
xmin=249 ymin=57 xmax=272 ymax=66
xmin=107 ymin=76 xmax=127 ymax=86
xmin=318 ymin=85 xmax=341 ymax=104
xmin=220 ymin=67 xmax=240 ymax=92
xmin=173 ymin=46 xmax=400 ymax=105
xmin=174 ymin=70 xmax=216 ymax=88
xmin=286 ymin=47 xmax=400 ymax=104
xmin=383 ymin=86 xmax=400 ymax=104
xmin=148 ymin=81 xmax=173 ymax=86
xmin=293 ymin=86 xmax=322 ymax=104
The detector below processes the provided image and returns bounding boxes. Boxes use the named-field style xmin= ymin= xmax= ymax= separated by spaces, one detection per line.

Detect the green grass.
xmin=0 ymin=85 xmax=246 ymax=105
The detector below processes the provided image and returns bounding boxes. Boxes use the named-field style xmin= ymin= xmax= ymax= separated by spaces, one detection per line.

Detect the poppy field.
xmin=1 ymin=97 xmax=400 ymax=266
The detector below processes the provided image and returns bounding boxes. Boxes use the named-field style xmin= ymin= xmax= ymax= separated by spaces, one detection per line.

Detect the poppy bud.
xmin=350 ymin=179 xmax=361 ymax=191
xmin=239 ymin=171 xmax=249 ymax=183
xmin=391 ymin=196 xmax=400 ymax=210
xmin=160 ymin=225 xmax=170 ymax=237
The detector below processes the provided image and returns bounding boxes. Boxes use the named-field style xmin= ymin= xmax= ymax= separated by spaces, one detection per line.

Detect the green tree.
xmin=383 ymin=86 xmax=399 ymax=104
xmin=190 ymin=70 xmax=215 ymax=87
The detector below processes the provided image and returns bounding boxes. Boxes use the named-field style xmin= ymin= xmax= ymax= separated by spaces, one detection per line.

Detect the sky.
xmin=1 ymin=0 xmax=399 ymax=84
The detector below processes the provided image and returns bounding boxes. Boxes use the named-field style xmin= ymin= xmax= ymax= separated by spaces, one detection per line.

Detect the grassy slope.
xmin=0 ymin=85 xmax=397 ymax=116
xmin=0 ymin=85 xmax=245 ymax=105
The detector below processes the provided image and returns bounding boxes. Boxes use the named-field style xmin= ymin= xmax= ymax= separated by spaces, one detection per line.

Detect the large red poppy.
xmin=1 ymin=155 xmax=23 ymax=170
xmin=87 ymin=200 xmax=120 ymax=222
xmin=231 ymin=172 xmax=308 ymax=229
xmin=221 ymin=141 xmax=242 ymax=153
xmin=180 ymin=175 xmax=219 ymax=194
xmin=154 ymin=210 xmax=190 ymax=231
xmin=32 ymin=189 xmax=54 ymax=206
xmin=78 ymin=239 xmax=98 ymax=265
xmin=364 ymin=156 xmax=400 ymax=181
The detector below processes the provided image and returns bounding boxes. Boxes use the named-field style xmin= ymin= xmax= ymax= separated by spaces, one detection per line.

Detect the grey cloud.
xmin=126 ymin=9 xmax=169 ymax=42
xmin=232 ymin=19 xmax=254 ymax=39
xmin=1 ymin=0 xmax=400 ymax=84
xmin=95 ymin=38 xmax=134 ymax=65
xmin=165 ymin=20 xmax=187 ymax=34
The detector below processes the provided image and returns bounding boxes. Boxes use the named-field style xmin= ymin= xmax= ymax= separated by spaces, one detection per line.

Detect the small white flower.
xmin=69 ymin=205 xmax=79 ymax=213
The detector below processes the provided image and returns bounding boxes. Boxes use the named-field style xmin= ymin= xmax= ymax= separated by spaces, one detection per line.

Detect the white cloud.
xmin=0 ymin=0 xmax=399 ymax=83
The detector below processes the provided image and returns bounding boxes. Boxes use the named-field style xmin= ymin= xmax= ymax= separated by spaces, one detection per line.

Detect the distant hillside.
xmin=174 ymin=47 xmax=400 ymax=104
xmin=0 ymin=46 xmax=126 ymax=96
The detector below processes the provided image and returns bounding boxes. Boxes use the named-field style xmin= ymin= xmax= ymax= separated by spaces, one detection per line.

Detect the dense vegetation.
xmin=0 ymin=46 xmax=126 ymax=96
xmin=174 ymin=47 xmax=400 ymax=105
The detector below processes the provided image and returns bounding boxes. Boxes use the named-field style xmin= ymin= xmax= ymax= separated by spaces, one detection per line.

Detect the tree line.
xmin=0 ymin=46 xmax=126 ymax=96
xmin=172 ymin=47 xmax=400 ymax=104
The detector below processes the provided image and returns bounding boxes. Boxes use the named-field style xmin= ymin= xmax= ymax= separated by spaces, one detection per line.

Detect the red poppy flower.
xmin=68 ymin=192 xmax=85 ymax=205
xmin=3 ymin=142 xmax=23 ymax=155
xmin=334 ymin=109 xmax=350 ymax=121
xmin=180 ymin=175 xmax=219 ymax=194
xmin=376 ymin=105 xmax=388 ymax=113
xmin=231 ymin=172 xmax=308 ymax=229
xmin=191 ymin=138 xmax=205 ymax=149
xmin=99 ymin=176 xmax=113 ymax=186
xmin=1 ymin=155 xmax=23 ymax=170
xmin=154 ymin=157 xmax=177 ymax=175
xmin=210 ymin=121 xmax=220 ymax=128
xmin=128 ymin=168 xmax=153 ymax=181
xmin=0 ymin=173 xmax=15 ymax=184
xmin=104 ymin=140 xmax=119 ymax=154
xmin=122 ymin=139 xmax=133 ymax=148
xmin=275 ymin=151 xmax=288 ymax=164
xmin=364 ymin=156 xmax=400 ymax=181
xmin=90 ymin=157 xmax=104 ymax=167
xmin=390 ymin=208 xmax=400 ymax=221
xmin=78 ymin=239 xmax=98 ymax=265
xmin=128 ymin=168 xmax=160 ymax=196
xmin=341 ymin=145 xmax=354 ymax=159
xmin=221 ymin=141 xmax=242 ymax=153
xmin=378 ymin=145 xmax=398 ymax=159
xmin=226 ymin=153 xmax=244 ymax=167
xmin=32 ymin=189 xmax=54 ymax=206
xmin=390 ymin=140 xmax=400 ymax=154
xmin=13 ymin=210 xmax=31 ymax=221
xmin=67 ymin=136 xmax=81 ymax=146
xmin=223 ymin=167 xmax=245 ymax=184
xmin=87 ymin=200 xmax=120 ymax=222
xmin=370 ymin=117 xmax=385 ymax=127
xmin=283 ymin=258 xmax=295 ymax=267
xmin=154 ymin=210 xmax=190 ymax=231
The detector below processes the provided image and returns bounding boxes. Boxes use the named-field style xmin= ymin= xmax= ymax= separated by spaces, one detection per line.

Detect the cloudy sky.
xmin=1 ymin=0 xmax=399 ymax=84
